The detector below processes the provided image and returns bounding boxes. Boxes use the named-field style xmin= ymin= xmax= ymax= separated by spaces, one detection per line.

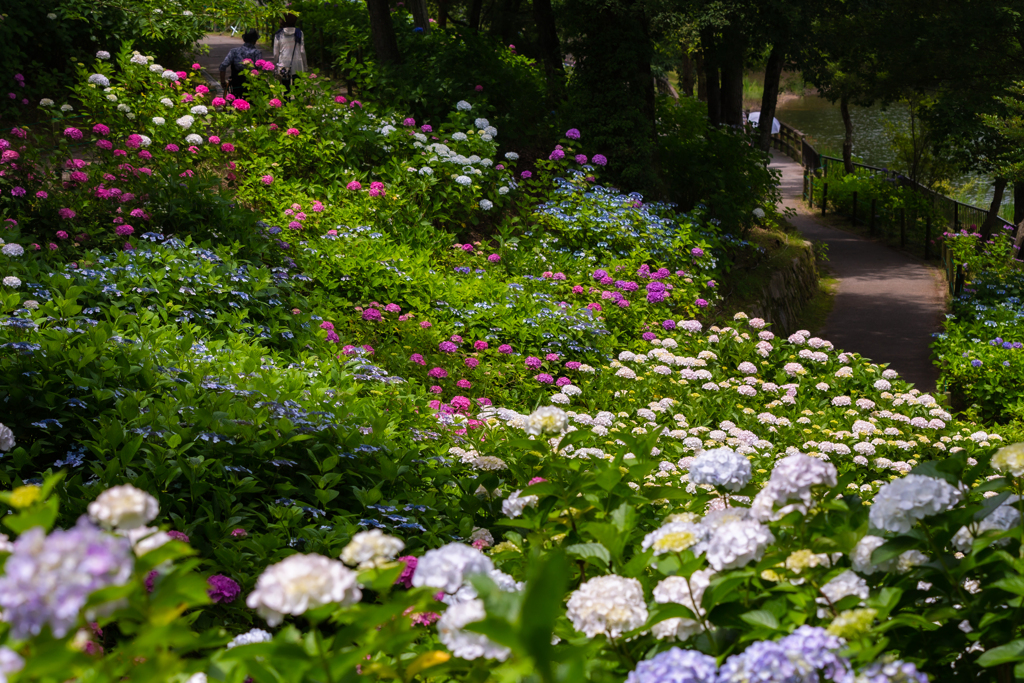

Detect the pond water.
xmin=774 ymin=95 xmax=1006 ymax=212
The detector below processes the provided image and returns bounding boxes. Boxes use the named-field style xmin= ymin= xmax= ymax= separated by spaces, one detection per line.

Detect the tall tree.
xmin=365 ymin=0 xmax=402 ymax=64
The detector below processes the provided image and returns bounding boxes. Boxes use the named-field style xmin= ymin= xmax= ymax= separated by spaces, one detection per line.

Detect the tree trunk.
xmin=840 ymin=94 xmax=854 ymax=174
xmin=439 ymin=0 xmax=448 ymax=27
xmin=719 ymin=22 xmax=744 ymax=127
xmin=497 ymin=0 xmax=520 ymax=45
xmin=469 ymin=0 xmax=484 ymax=30
xmin=757 ymin=45 xmax=784 ymax=153
xmin=1014 ymin=180 xmax=1024 ymax=227
xmin=980 ymin=176 xmax=1008 ymax=243
xmin=696 ymin=52 xmax=706 ymax=102
xmin=701 ymin=28 xmax=720 ymax=125
xmin=680 ymin=51 xmax=695 ymax=97
xmin=410 ymin=0 xmax=431 ymax=32
xmin=366 ymin=0 xmax=402 ymax=64
xmin=533 ymin=0 xmax=564 ymax=94
xmin=634 ymin=13 xmax=657 ymax=134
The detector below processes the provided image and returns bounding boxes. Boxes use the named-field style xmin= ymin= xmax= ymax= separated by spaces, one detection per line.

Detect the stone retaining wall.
xmin=747 ymin=240 xmax=819 ymax=337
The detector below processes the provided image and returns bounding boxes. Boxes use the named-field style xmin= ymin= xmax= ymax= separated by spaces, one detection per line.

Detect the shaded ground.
xmin=769 ymin=150 xmax=947 ymax=391
xmin=194 ymin=34 xmax=273 ymax=93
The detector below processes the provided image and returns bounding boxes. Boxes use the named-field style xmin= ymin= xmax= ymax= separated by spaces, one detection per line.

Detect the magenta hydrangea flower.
xmin=261 ymin=175 xmax=273 ymax=185
xmin=58 ymin=208 xmax=76 ymax=220
xmin=347 ymin=180 xmax=362 ymax=191
xmin=115 ymin=224 xmax=134 ymax=237
xmin=165 ymin=144 xmax=179 ymax=152
xmin=487 ymin=253 xmax=500 ymax=263
xmin=207 ymin=575 xmax=240 ymax=603
xmin=362 ymin=308 xmax=382 ymax=321
xmin=525 ymin=356 xmax=542 ymax=369
xmin=662 ymin=319 xmax=676 ymax=330
xmin=35 ymin=190 xmax=48 ymax=199
xmin=521 ymin=171 xmax=532 ymax=179
xmin=403 ymin=117 xmax=415 ymax=126
xmin=428 ymin=367 xmax=448 ymax=379
xmin=565 ymin=128 xmax=581 ymax=140
xmin=455 ymin=379 xmax=472 ymax=389
xmin=369 ymin=181 xmax=385 ymax=197
xmin=565 ymin=361 xmax=581 ymax=370
xmin=642 ymin=332 xmax=657 ymax=341
xmin=575 ymin=154 xmax=587 ymax=164
xmin=548 ymin=149 xmax=564 ymax=161
xmin=212 ymin=97 xmax=226 ymax=107
xmin=587 ymin=302 xmax=602 ymax=311
xmin=439 ymin=341 xmax=458 ymax=353
xmin=420 ymin=321 xmax=432 ymax=329
xmin=285 ymin=127 xmax=300 ymax=136
xmin=396 ymin=556 xmax=417 ymax=588
xmin=320 ymin=321 xmax=335 ymax=331
xmin=64 ymin=127 xmax=83 ymax=140
xmin=269 ymin=98 xmax=282 ymax=108
xmin=546 ymin=354 xmax=560 ymax=362
xmin=465 ymin=357 xmax=479 ymax=369
xmin=420 ymin=124 xmax=432 ymax=133
xmin=56 ymin=230 xmax=69 ymax=239
xmin=691 ymin=247 xmax=704 ymax=257
xmin=10 ymin=186 xmax=25 ymax=197
xmin=232 ymin=99 xmax=250 ymax=111
xmin=695 ymin=298 xmax=708 ymax=308
xmin=429 ymin=385 xmax=442 ymax=394
xmin=410 ymin=353 xmax=426 ymax=365
xmin=474 ymin=340 xmax=488 ymax=351
xmin=167 ymin=531 xmax=189 ymax=543
xmin=92 ymin=123 xmax=110 ymax=136
xmin=384 ymin=303 xmax=401 ymax=313
xmin=592 ymin=154 xmax=607 ymax=166
xmin=555 ymin=377 xmax=571 ymax=387
xmin=450 ymin=335 xmax=462 ymax=343
xmin=498 ymin=344 xmax=513 ymax=354
xmin=536 ymin=373 xmax=554 ymax=384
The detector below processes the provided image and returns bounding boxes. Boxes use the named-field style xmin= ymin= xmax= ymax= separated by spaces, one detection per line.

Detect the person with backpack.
xmin=218 ymin=29 xmax=262 ymax=99
xmin=273 ymin=14 xmax=307 ymax=93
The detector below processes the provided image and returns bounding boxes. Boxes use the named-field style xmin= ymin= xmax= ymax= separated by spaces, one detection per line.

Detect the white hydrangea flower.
xmin=642 ymin=522 xmax=708 ymax=556
xmin=175 ymin=115 xmax=194 ymax=129
xmin=121 ymin=526 xmax=172 ymax=555
xmin=504 ymin=151 xmax=519 ymax=161
xmin=227 ymin=628 xmax=273 ymax=648
xmin=455 ymin=175 xmax=472 ymax=186
xmin=993 ymin=443 xmax=1024 ymax=477
xmin=437 ymin=599 xmax=510 ymax=660
xmin=138 ymin=135 xmax=151 ymax=147
xmin=706 ymin=520 xmax=774 ymax=571
xmin=117 ymin=103 xmax=130 ymax=112
xmin=160 ymin=97 xmax=174 ymax=107
xmin=88 ymin=484 xmax=159 ymax=530
xmin=750 ymin=453 xmax=837 ymax=521
xmin=96 ymin=51 xmax=111 ymax=60
xmin=61 ymin=104 xmax=73 ymax=112
xmin=851 ymin=535 xmax=926 ymax=574
xmin=445 ymin=568 xmax=523 ymax=605
xmin=479 ymin=199 xmax=493 ymax=210
xmin=2 ymin=243 xmax=23 ymax=257
xmin=752 ymin=207 xmax=765 ymax=219
xmin=869 ymin=475 xmax=962 ymax=534
xmin=502 ymin=490 xmax=538 ymax=518
xmin=130 ymin=54 xmax=148 ymax=66
xmin=951 ymin=501 xmax=1020 ymax=552
xmin=474 ymin=118 xmax=489 ymax=128
xmin=456 ymin=100 xmax=472 ymax=111
xmin=418 ymin=167 xmax=433 ymax=175
xmin=411 ymin=543 xmax=493 ymax=594
xmin=190 ymin=105 xmax=208 ymax=116
xmin=0 ymin=423 xmax=14 ymax=452
xmin=149 ymin=64 xmax=164 ymax=73
xmin=651 ymin=570 xmax=715 ymax=641
xmin=246 ymin=554 xmax=361 ymax=626
xmin=47 ymin=12 xmax=57 ymax=19
xmin=39 ymin=98 xmax=54 ymax=107
xmin=484 ymin=126 xmax=497 ymax=137
xmin=566 ymin=575 xmax=648 ymax=639
xmin=340 ymin=529 xmax=404 ymax=569
xmin=524 ymin=406 xmax=567 ymax=436
xmin=152 ymin=117 xmax=165 ymax=126
xmin=161 ymin=70 xmax=179 ymax=81
xmin=185 ymin=134 xmax=203 ymax=145
xmin=689 ymin=447 xmax=751 ymax=492
xmin=87 ymin=74 xmax=110 ymax=87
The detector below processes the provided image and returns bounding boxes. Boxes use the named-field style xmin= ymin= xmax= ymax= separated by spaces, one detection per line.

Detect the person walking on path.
xmin=273 ymin=14 xmax=307 ymax=93
xmin=219 ymin=29 xmax=262 ymax=99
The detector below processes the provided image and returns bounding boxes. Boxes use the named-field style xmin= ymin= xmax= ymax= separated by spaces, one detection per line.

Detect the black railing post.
xmin=954 ymin=263 xmax=965 ymax=297
xmin=900 ymin=208 xmax=906 ymax=248
xmin=925 ymin=216 xmax=931 ymax=259
xmin=809 ymin=173 xmax=814 ymax=208
xmin=954 ymin=203 xmax=959 ymax=233
xmin=822 ymin=183 xmax=828 ymax=215
xmin=852 ymin=191 xmax=858 ymax=225
xmin=870 ymin=199 xmax=877 ymax=236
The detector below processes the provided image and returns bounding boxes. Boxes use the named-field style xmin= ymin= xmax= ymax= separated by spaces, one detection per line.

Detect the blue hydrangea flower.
xmin=625 ymin=647 xmax=718 ymax=683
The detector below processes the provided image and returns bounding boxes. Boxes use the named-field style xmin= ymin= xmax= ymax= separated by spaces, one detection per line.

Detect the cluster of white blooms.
xmin=227 ymin=628 xmax=273 ymax=648
xmin=455 ymin=175 xmax=472 ymax=186
xmin=138 ymin=135 xmax=152 ymax=148
xmin=160 ymin=97 xmax=174 ymax=107
xmin=869 ymin=475 xmax=962 ymax=534
xmin=340 ymin=529 xmax=404 ymax=569
xmin=88 ymin=484 xmax=159 ymax=529
xmin=122 ymin=526 xmax=172 ymax=556
xmin=161 ymin=70 xmax=179 ymax=81
xmin=149 ymin=63 xmax=164 ymax=73
xmin=0 ymin=424 xmax=14 ymax=452
xmin=61 ymin=104 xmax=73 ymax=112
xmin=479 ymin=199 xmax=493 ymax=210
xmin=502 ymin=489 xmax=538 ymax=518
xmin=951 ymin=500 xmax=1020 ymax=552
xmin=445 ymin=567 xmax=523 ymax=604
xmin=39 ymin=98 xmax=54 ymax=107
xmin=411 ymin=543 xmax=493 ymax=594
xmin=437 ymin=599 xmax=511 ymax=660
xmin=152 ymin=117 xmax=165 ymax=126
xmin=706 ymin=520 xmax=774 ymax=571
xmin=850 ymin=535 xmax=927 ymax=574
xmin=993 ymin=443 xmax=1024 ymax=477
xmin=567 ymin=575 xmax=648 ymax=639
xmin=817 ymin=570 xmax=869 ymax=617
xmin=524 ymin=406 xmax=567 ymax=436
xmin=750 ymin=453 xmax=837 ymax=521
xmin=642 ymin=521 xmax=708 ymax=556
xmin=185 ymin=134 xmax=203 ymax=145
xmin=96 ymin=50 xmax=111 ymax=59
xmin=190 ymin=105 xmax=208 ymax=116
xmin=87 ymin=73 xmax=110 ymax=87
xmin=130 ymin=54 xmax=149 ymax=65
xmin=176 ymin=115 xmax=194 ymax=129
xmin=246 ymin=554 xmax=361 ymax=626
xmin=456 ymin=100 xmax=472 ymax=111
xmin=651 ymin=570 xmax=715 ymax=641
xmin=1 ymin=243 xmax=23 ymax=257
xmin=689 ymin=447 xmax=752 ymax=492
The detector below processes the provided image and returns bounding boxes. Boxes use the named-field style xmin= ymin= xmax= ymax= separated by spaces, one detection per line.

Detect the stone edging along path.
xmin=768 ymin=150 xmax=947 ymax=392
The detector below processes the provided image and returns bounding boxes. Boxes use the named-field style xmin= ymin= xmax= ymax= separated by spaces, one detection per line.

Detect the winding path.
xmin=768 ymin=150 xmax=947 ymax=391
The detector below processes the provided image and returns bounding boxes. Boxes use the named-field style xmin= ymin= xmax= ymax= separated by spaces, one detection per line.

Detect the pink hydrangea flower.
xmin=498 ymin=344 xmax=513 ymax=354
xmin=464 ymin=357 xmax=479 ymax=369
xmin=211 ymin=97 xmax=226 ymax=107
xmin=410 ymin=353 xmax=426 ymax=365
xmin=347 ymin=180 xmax=362 ymax=191
xmin=335 ymin=95 xmax=347 ymax=104
xmin=221 ymin=142 xmax=235 ymax=152
xmin=536 ymin=373 xmax=554 ymax=384
xmin=261 ymin=175 xmax=273 ymax=185
xmin=92 ymin=123 xmax=110 ymax=136
xmin=420 ymin=124 xmax=432 ymax=133
xmin=487 ymin=254 xmax=500 ymax=262
xmin=56 ymin=230 xmax=68 ymax=239
xmin=402 ymin=117 xmax=415 ymax=126
xmin=473 ymin=340 xmax=488 ymax=351
xmin=384 ymin=303 xmax=401 ymax=313
xmin=58 ymin=208 xmax=76 ymax=219
xmin=456 ymin=379 xmax=472 ymax=389
xmin=208 ymin=135 xmax=221 ymax=144
xmin=362 ymin=307 xmax=382 ymax=321
xmin=232 ymin=99 xmax=250 ymax=110
xmin=63 ymin=127 xmax=83 ymax=140
xmin=285 ymin=127 xmax=299 ymax=136
xmin=428 ymin=367 xmax=448 ymax=379
xmin=269 ymin=98 xmax=282 ymax=107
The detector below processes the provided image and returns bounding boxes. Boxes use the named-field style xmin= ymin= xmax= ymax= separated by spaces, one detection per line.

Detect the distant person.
xmin=273 ymin=14 xmax=307 ymax=92
xmin=219 ymin=29 xmax=262 ymax=99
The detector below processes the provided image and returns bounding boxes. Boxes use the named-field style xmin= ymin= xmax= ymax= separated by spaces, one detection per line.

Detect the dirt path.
xmin=769 ymin=150 xmax=947 ymax=391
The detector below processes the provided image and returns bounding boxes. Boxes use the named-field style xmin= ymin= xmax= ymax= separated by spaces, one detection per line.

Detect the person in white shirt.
xmin=273 ymin=14 xmax=307 ymax=92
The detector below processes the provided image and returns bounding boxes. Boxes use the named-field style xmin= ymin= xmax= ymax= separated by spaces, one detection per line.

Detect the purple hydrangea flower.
xmin=439 ymin=341 xmax=458 ymax=353
xmin=536 ymin=373 xmax=554 ymax=384
xmin=592 ymin=154 xmax=607 ymax=166
xmin=662 ymin=319 xmax=676 ymax=330
xmin=0 ymin=517 xmax=133 ymax=639
xmin=207 ymin=574 xmax=241 ymax=603
xmin=549 ymin=149 xmax=565 ymax=161
xmin=625 ymin=648 xmax=718 ymax=683
xmin=565 ymin=129 xmax=581 ymax=140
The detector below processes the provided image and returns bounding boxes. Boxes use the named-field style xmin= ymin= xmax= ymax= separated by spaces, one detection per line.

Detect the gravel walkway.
xmin=768 ymin=150 xmax=947 ymax=391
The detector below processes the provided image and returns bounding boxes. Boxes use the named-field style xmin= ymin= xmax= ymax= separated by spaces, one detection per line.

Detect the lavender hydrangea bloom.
xmin=689 ymin=446 xmax=752 ymax=491
xmin=719 ymin=640 xmax=797 ymax=682
xmin=625 ymin=648 xmax=718 ymax=683
xmin=0 ymin=516 xmax=133 ymax=638
xmin=720 ymin=626 xmax=850 ymax=682
xmin=853 ymin=660 xmax=929 ymax=683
